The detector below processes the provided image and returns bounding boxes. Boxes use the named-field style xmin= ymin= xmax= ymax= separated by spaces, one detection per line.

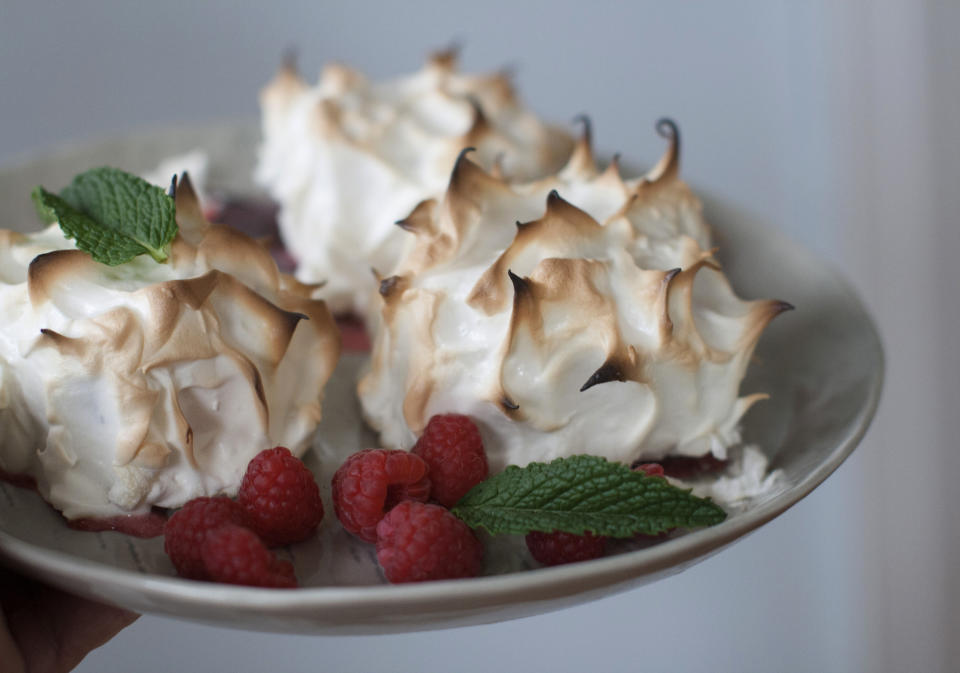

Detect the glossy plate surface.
xmin=0 ymin=123 xmax=883 ymax=634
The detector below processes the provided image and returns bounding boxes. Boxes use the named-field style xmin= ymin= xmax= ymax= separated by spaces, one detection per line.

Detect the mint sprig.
xmin=451 ymin=455 xmax=727 ymax=537
xmin=32 ymin=167 xmax=177 ymax=266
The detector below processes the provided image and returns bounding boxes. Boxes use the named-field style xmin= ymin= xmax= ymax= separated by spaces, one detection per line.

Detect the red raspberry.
xmin=658 ymin=454 xmax=728 ymax=479
xmin=201 ymin=524 xmax=297 ymax=588
xmin=375 ymin=502 xmax=483 ymax=583
xmin=633 ymin=462 xmax=665 ymax=478
xmin=331 ymin=449 xmax=431 ymax=542
xmin=237 ymin=446 xmax=323 ymax=547
xmin=412 ymin=414 xmax=488 ymax=507
xmin=525 ymin=530 xmax=607 ymax=566
xmin=164 ymin=497 xmax=248 ymax=580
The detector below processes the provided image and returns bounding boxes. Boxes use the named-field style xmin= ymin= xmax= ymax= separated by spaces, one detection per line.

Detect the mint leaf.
xmin=33 ymin=167 xmax=177 ymax=266
xmin=32 ymin=187 xmax=151 ymax=266
xmin=451 ymin=455 xmax=727 ymax=537
xmin=31 ymin=186 xmax=59 ymax=224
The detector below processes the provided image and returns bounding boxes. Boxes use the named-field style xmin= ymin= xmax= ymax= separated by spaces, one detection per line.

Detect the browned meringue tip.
xmin=580 ymin=360 xmax=628 ymax=392
xmin=561 ymin=114 xmax=597 ymax=176
xmin=772 ymin=300 xmax=795 ymax=314
xmin=428 ymin=42 xmax=461 ymax=70
xmin=173 ymin=171 xmax=206 ymax=242
xmin=755 ymin=299 xmax=795 ymax=329
xmin=544 ymin=189 xmax=595 ymax=226
xmin=656 ymin=117 xmax=679 ymax=141
xmin=506 ymin=268 xmax=540 ymax=334
xmin=450 ymin=146 xmax=478 ymax=180
xmin=573 ymin=114 xmax=593 ymax=148
xmin=262 ymin=54 xmax=307 ymax=104
xmin=394 ymin=199 xmax=438 ymax=235
xmin=500 ymin=395 xmax=520 ymax=411
xmin=736 ymin=298 xmax=795 ymax=351
xmin=646 ymin=118 xmax=681 ymax=183
xmin=507 ymin=269 xmax=530 ymax=296
xmin=597 ymin=152 xmax=624 ymax=184
xmin=27 ymin=250 xmax=92 ymax=307
xmin=447 ymin=146 xmax=508 ymax=202
xmin=177 ymin=170 xmax=197 ymax=200
xmin=484 ymin=67 xmax=519 ymax=105
xmin=38 ymin=328 xmax=87 ymax=357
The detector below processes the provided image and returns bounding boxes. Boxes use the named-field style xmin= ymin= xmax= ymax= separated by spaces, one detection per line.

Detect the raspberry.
xmin=375 ymin=502 xmax=483 ymax=583
xmin=411 ymin=414 xmax=488 ymax=507
xmin=657 ymin=454 xmax=728 ymax=479
xmin=633 ymin=462 xmax=665 ymax=478
xmin=525 ymin=530 xmax=607 ymax=566
xmin=237 ymin=446 xmax=323 ymax=547
xmin=164 ymin=497 xmax=248 ymax=580
xmin=201 ymin=524 xmax=297 ymax=588
xmin=331 ymin=449 xmax=431 ymax=542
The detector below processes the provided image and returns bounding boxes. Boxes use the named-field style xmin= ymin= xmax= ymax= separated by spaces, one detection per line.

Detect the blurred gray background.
xmin=1 ymin=1 xmax=957 ymax=671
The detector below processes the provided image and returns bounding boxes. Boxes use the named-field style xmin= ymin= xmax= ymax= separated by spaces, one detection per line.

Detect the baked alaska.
xmin=359 ymin=120 xmax=792 ymax=472
xmin=256 ymin=48 xmax=575 ymax=316
xmin=0 ymin=176 xmax=339 ymax=520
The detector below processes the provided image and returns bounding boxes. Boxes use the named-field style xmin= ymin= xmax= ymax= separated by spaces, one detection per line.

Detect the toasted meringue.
xmin=255 ymin=48 xmax=575 ymax=316
xmin=358 ymin=121 xmax=790 ymax=471
xmin=0 ymin=176 xmax=339 ymax=519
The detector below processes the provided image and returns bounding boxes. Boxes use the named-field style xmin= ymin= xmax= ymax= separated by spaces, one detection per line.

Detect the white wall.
xmin=1 ymin=2 xmax=956 ymax=671
xmin=828 ymin=5 xmax=959 ymax=670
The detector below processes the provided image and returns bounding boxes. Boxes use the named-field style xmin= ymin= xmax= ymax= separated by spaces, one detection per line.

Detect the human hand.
xmin=0 ymin=566 xmax=138 ymax=673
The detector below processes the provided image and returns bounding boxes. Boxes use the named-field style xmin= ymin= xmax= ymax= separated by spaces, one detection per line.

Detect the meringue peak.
xmin=256 ymin=49 xmax=575 ymax=315
xmin=649 ymin=117 xmax=681 ymax=182
xmin=0 ymin=179 xmax=340 ymax=519
xmin=361 ymin=120 xmax=790 ymax=470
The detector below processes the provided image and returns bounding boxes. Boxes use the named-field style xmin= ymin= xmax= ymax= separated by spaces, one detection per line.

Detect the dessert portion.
xmin=255 ymin=48 xmax=575 ymax=316
xmin=0 ymin=176 xmax=340 ymax=520
xmin=359 ymin=121 xmax=791 ymax=472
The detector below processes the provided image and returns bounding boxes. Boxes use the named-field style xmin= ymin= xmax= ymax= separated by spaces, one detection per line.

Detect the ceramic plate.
xmin=0 ymin=122 xmax=883 ymax=634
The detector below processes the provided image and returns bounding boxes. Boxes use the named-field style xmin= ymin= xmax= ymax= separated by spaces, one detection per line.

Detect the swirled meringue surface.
xmin=0 ymin=176 xmax=340 ymax=519
xmin=359 ymin=121 xmax=790 ymax=471
xmin=255 ymin=49 xmax=575 ymax=316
